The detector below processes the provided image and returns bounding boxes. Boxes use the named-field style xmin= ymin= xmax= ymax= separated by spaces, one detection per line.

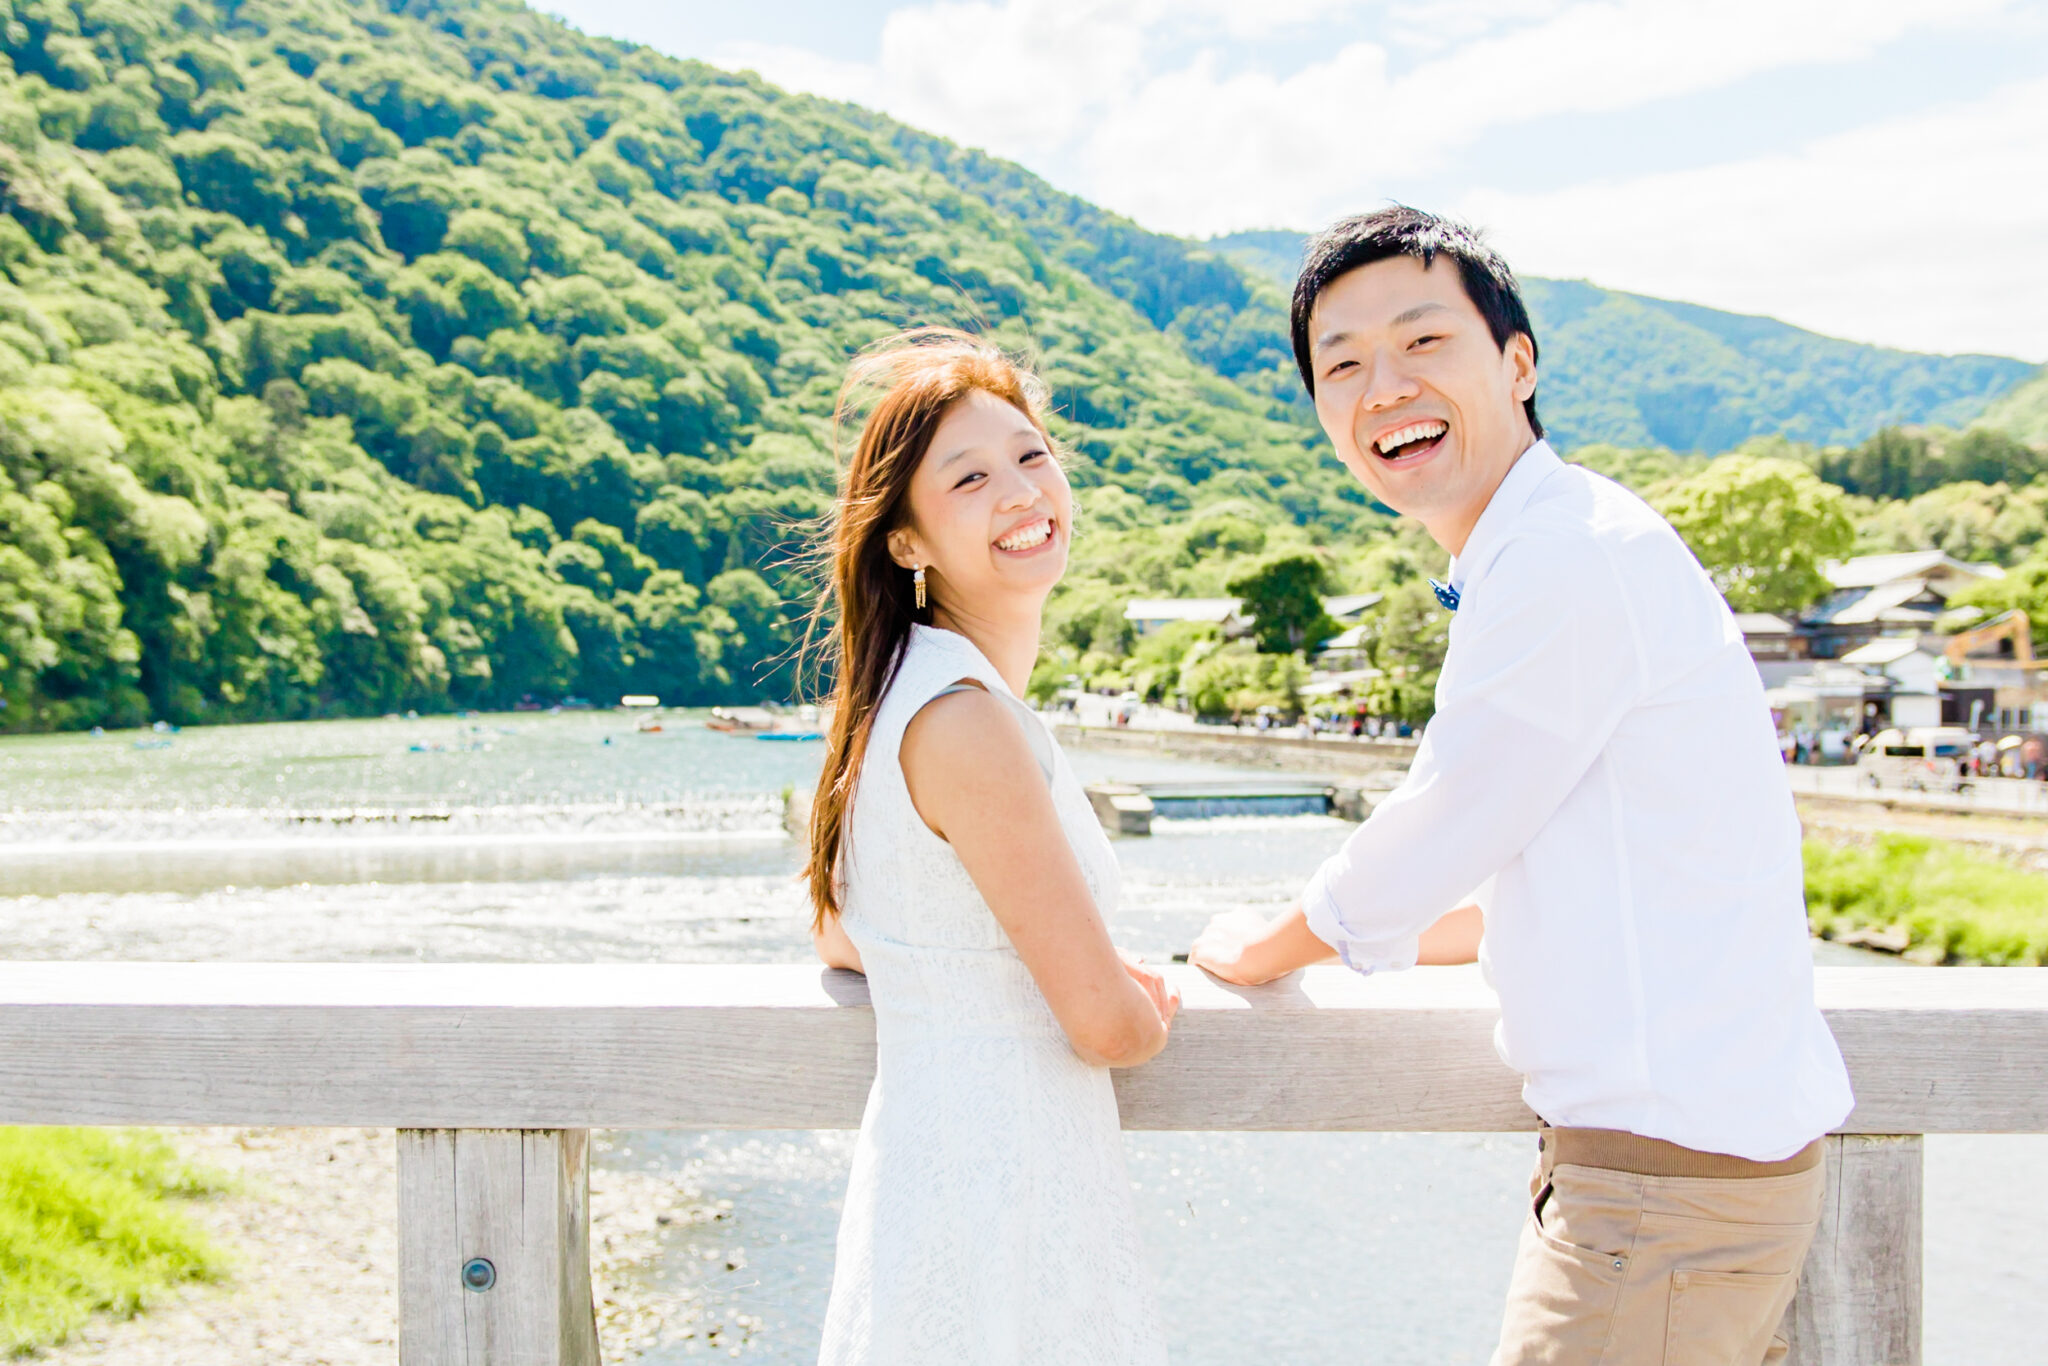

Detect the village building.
xmin=1939 ymin=609 xmax=2048 ymax=732
xmin=1755 ymin=553 xmax=2048 ymax=738
xmin=1122 ymin=598 xmax=1248 ymax=638
xmin=1837 ymin=636 xmax=1945 ymax=729
xmin=1321 ymin=592 xmax=1384 ymax=625
xmin=1801 ymin=550 xmax=2002 ymax=659
xmin=1735 ymin=613 xmax=1805 ymax=665
xmin=1306 ymin=593 xmax=1385 ymax=676
xmin=1123 ymin=592 xmax=1383 ymax=644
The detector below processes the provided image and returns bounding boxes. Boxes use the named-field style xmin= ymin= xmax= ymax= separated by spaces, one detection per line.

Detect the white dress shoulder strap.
xmin=885 ymin=626 xmax=1054 ymax=784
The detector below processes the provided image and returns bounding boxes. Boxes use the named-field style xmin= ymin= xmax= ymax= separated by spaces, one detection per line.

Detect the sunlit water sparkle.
xmin=1 ymin=713 xmax=2037 ymax=1363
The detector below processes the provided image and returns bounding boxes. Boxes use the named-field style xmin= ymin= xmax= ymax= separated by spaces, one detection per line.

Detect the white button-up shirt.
xmin=1302 ymin=441 xmax=1853 ymax=1161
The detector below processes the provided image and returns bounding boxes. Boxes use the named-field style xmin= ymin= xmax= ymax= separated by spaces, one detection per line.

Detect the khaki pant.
xmin=1490 ymin=1126 xmax=1827 ymax=1366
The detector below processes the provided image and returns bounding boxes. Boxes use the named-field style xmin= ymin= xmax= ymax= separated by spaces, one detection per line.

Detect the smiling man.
xmin=1189 ymin=208 xmax=1854 ymax=1365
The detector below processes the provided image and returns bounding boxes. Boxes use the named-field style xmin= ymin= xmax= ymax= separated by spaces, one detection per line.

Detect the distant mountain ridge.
xmin=1976 ymin=366 xmax=2048 ymax=446
xmin=1209 ymin=230 xmax=2035 ymax=453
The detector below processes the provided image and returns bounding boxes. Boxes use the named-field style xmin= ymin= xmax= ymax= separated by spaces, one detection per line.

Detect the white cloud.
xmin=1460 ymin=77 xmax=2048 ymax=361
xmin=1076 ymin=43 xmax=1398 ymax=231
xmin=874 ymin=0 xmax=1155 ymax=154
xmin=1071 ymin=0 xmax=2012 ymax=236
xmin=715 ymin=41 xmax=882 ymax=109
xmin=719 ymin=0 xmax=2005 ymax=210
xmin=1391 ymin=0 xmax=2008 ymax=142
xmin=710 ymin=0 xmax=2045 ymax=355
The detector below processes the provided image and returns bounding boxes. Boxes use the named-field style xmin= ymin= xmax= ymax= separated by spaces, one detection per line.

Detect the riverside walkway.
xmin=1787 ymin=764 xmax=2048 ymax=818
xmin=1053 ymin=717 xmax=1416 ymax=777
xmin=1061 ymin=713 xmax=2048 ymax=823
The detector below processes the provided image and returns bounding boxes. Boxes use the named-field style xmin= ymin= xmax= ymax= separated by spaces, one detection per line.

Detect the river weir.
xmin=3 ymin=711 xmax=2042 ymax=1363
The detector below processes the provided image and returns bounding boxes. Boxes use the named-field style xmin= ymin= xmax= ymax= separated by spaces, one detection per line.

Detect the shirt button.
xmin=1615 ymin=1260 xmax=1627 ymax=1271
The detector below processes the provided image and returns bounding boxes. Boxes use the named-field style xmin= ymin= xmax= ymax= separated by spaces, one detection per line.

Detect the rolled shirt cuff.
xmin=1301 ymin=863 xmax=1420 ymax=976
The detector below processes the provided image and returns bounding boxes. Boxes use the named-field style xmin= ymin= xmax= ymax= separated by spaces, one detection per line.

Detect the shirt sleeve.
xmin=1302 ymin=528 xmax=1644 ymax=973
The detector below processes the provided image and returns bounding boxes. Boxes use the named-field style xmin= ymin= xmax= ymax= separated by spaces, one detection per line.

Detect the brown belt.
xmin=1539 ymin=1123 xmax=1826 ymax=1180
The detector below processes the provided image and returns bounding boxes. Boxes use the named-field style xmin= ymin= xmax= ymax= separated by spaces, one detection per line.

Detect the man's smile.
xmin=1371 ymin=418 xmax=1449 ymax=465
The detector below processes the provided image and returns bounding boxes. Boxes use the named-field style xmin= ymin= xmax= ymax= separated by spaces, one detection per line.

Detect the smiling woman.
xmin=798 ymin=329 xmax=1176 ymax=1364
xmin=801 ymin=327 xmax=1074 ymax=929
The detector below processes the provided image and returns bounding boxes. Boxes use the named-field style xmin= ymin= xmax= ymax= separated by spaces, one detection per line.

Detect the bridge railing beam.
xmin=7 ymin=962 xmax=2043 ymax=1365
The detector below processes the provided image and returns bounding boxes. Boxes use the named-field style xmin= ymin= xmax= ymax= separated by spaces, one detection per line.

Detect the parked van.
xmin=1856 ymin=726 xmax=1977 ymax=793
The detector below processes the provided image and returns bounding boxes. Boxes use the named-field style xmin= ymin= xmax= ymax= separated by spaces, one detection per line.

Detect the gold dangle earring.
xmin=913 ymin=562 xmax=927 ymax=610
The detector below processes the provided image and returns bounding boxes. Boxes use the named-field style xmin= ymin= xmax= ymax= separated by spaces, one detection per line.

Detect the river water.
xmin=2 ymin=712 xmax=2040 ymax=1364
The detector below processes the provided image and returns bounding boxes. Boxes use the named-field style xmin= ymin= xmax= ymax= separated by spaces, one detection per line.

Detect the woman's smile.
xmin=994 ymin=515 xmax=1059 ymax=555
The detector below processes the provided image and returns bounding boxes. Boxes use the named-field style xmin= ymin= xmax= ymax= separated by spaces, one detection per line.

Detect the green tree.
xmin=1653 ymin=454 xmax=1854 ymax=613
xmin=1360 ymin=578 xmax=1449 ymax=729
xmin=1228 ymin=554 xmax=1339 ymax=655
xmin=1183 ymin=640 xmax=1304 ymax=720
xmin=1125 ymin=620 xmax=1218 ymax=703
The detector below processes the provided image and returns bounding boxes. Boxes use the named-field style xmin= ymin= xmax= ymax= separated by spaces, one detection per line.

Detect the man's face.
xmin=1307 ymin=255 xmax=1537 ymax=554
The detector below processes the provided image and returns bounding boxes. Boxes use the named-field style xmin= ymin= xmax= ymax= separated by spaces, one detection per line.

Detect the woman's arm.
xmin=901 ymin=688 xmax=1177 ymax=1067
xmin=813 ymin=912 xmax=864 ymax=973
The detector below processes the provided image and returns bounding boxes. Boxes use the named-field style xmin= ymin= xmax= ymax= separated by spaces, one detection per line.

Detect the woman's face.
xmin=888 ymin=388 xmax=1072 ymax=623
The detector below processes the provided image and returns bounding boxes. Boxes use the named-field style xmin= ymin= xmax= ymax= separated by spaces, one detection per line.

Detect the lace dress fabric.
xmin=817 ymin=624 xmax=1167 ymax=1365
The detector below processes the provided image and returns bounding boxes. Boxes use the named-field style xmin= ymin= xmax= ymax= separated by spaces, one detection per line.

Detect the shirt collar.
xmin=1446 ymin=439 xmax=1562 ymax=594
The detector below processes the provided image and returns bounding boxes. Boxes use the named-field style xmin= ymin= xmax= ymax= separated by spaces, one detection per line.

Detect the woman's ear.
xmin=885 ymin=526 xmax=922 ymax=571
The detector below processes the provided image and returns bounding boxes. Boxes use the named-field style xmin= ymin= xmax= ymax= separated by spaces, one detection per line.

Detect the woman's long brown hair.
xmin=803 ymin=328 xmax=1055 ymax=930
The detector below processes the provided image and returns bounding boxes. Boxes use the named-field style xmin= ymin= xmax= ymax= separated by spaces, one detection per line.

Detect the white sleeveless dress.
xmin=817 ymin=624 xmax=1167 ymax=1366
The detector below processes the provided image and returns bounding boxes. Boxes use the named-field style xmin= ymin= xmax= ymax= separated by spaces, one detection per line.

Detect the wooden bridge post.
xmin=1782 ymin=1134 xmax=1923 ymax=1366
xmin=397 ymin=1128 xmax=601 ymax=1366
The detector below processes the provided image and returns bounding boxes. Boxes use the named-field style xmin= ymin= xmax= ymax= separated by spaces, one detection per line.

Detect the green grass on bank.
xmin=0 ymin=1128 xmax=228 ymax=1356
xmin=1806 ymin=833 xmax=2048 ymax=965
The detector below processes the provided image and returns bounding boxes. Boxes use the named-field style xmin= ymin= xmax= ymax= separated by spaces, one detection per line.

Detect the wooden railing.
xmin=5 ymin=962 xmax=2045 ymax=1365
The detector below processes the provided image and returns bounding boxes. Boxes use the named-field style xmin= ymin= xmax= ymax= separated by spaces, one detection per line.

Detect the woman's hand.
xmin=1117 ymin=949 xmax=1180 ymax=1029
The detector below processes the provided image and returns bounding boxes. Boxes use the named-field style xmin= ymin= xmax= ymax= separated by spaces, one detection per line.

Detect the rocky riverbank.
xmin=24 ymin=1127 xmax=721 ymax=1364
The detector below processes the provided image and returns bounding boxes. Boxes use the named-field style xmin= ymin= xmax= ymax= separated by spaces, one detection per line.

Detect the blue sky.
xmin=537 ymin=1 xmax=2048 ymax=363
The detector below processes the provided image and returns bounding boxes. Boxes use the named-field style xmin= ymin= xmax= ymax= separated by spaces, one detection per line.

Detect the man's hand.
xmin=1191 ymin=904 xmax=1342 ymax=985
xmin=1189 ymin=909 xmax=1287 ymax=985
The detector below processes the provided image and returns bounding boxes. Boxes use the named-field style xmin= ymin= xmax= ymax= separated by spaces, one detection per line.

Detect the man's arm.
xmin=1202 ymin=531 xmax=1639 ymax=978
xmin=1417 ymin=902 xmax=1484 ymax=965
xmin=1190 ymin=901 xmax=1482 ymax=986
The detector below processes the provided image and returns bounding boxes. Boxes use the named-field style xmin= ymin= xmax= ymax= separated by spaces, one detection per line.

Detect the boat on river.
xmin=708 ymin=703 xmax=826 ymax=740
xmin=705 ymin=706 xmax=778 ymax=733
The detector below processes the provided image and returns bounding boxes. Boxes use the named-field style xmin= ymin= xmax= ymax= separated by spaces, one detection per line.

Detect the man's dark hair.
xmin=1290 ymin=206 xmax=1542 ymax=439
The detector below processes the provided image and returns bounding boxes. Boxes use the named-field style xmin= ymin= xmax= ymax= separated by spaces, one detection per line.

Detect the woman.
xmin=805 ymin=329 xmax=1175 ymax=1365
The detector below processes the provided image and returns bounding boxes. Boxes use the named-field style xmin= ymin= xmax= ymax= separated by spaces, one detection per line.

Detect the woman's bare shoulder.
xmin=898 ymin=685 xmax=1044 ymax=830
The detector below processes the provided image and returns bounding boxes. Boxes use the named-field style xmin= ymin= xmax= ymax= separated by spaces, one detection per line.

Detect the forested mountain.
xmin=0 ymin=0 xmax=1345 ymax=730
xmin=1977 ymin=366 xmax=2048 ymax=447
xmin=1 ymin=0 xmax=2042 ymax=736
xmin=1210 ymin=230 xmax=2034 ymax=452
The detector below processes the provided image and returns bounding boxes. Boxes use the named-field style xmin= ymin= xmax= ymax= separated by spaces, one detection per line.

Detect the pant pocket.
xmin=1663 ymin=1268 xmax=1795 ymax=1366
xmin=1535 ymin=1172 xmax=1638 ymax=1268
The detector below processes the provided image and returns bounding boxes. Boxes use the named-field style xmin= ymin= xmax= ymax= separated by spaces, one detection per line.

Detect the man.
xmin=1189 ymin=207 xmax=1853 ymax=1364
